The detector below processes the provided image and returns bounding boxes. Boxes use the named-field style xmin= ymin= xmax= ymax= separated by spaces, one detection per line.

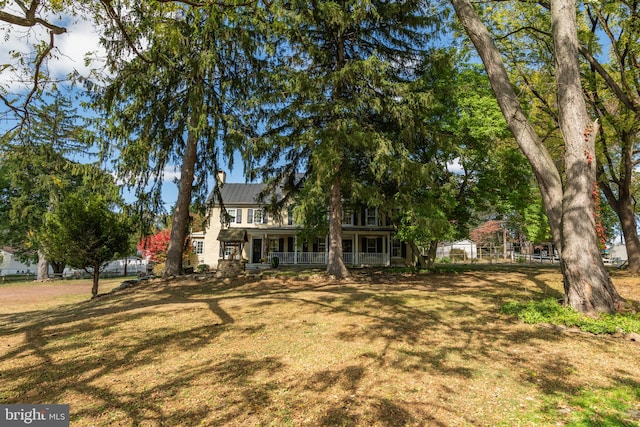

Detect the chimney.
xmin=216 ymin=170 xmax=226 ymax=185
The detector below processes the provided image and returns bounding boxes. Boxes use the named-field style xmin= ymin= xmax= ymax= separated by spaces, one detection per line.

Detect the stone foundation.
xmin=216 ymin=259 xmax=245 ymax=278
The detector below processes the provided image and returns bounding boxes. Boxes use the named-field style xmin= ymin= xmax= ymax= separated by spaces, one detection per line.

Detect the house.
xmin=200 ymin=173 xmax=414 ymax=269
xmin=0 ymin=247 xmax=35 ymax=276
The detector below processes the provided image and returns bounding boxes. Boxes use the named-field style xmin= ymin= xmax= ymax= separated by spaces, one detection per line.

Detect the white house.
xmin=199 ymin=173 xmax=415 ymax=269
xmin=0 ymin=247 xmax=36 ymax=276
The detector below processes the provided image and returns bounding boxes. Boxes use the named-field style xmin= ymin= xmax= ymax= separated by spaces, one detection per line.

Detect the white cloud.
xmin=0 ymin=10 xmax=105 ymax=93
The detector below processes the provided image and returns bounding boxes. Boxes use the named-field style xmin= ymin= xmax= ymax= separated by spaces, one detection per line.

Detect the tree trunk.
xmin=598 ymin=131 xmax=640 ymax=274
xmin=164 ymin=121 xmax=199 ymax=278
xmin=326 ymin=174 xmax=349 ymax=278
xmin=552 ymin=0 xmax=624 ymax=313
xmin=37 ymin=250 xmax=49 ymax=281
xmin=409 ymin=240 xmax=428 ymax=269
xmin=451 ymin=0 xmax=624 ymax=313
xmin=425 ymin=240 xmax=438 ymax=268
xmin=91 ymin=265 xmax=100 ymax=298
xmin=616 ymin=200 xmax=640 ymax=274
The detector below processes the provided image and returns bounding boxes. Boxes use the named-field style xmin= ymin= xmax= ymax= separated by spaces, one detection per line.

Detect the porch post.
xmin=387 ymin=235 xmax=391 ymax=266
xmin=294 ymin=235 xmax=298 ymax=265
xmin=325 ymin=235 xmax=329 ymax=264
xmin=355 ymin=233 xmax=359 ymax=265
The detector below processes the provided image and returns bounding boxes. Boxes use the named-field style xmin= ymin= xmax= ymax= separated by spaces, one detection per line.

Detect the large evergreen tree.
xmin=95 ymin=2 xmax=262 ymax=276
xmin=0 ymin=92 xmax=93 ymax=279
xmin=247 ymin=0 xmax=440 ymax=278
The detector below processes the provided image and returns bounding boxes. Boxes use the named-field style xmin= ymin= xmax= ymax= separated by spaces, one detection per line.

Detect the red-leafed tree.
xmin=137 ymin=229 xmax=171 ymax=263
xmin=470 ymin=220 xmax=503 ymax=246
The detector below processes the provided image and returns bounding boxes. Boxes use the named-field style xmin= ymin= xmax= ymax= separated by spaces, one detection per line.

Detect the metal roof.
xmin=219 ymin=183 xmax=267 ymax=205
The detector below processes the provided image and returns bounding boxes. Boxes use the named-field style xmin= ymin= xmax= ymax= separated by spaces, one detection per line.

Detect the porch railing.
xmin=267 ymin=251 xmax=389 ymax=266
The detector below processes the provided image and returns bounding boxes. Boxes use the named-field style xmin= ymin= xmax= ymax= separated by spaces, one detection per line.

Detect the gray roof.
xmin=219 ymin=183 xmax=267 ymax=205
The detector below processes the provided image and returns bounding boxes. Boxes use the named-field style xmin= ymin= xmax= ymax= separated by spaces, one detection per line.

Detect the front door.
xmin=252 ymin=239 xmax=262 ymax=263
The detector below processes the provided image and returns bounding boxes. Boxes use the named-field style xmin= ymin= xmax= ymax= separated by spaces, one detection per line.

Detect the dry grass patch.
xmin=1 ymin=266 xmax=639 ymax=426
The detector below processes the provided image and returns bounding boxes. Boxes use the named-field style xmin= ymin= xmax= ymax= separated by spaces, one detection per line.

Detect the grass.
xmin=0 ymin=266 xmax=639 ymax=426
xmin=502 ymin=298 xmax=640 ymax=334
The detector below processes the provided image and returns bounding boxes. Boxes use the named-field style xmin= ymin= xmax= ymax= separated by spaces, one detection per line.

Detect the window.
xmin=226 ymin=208 xmax=242 ymax=224
xmin=316 ymin=238 xmax=326 ymax=253
xmin=269 ymin=239 xmax=280 ymax=252
xmin=366 ymin=238 xmax=377 ymax=253
xmin=247 ymin=209 xmax=254 ymax=224
xmin=392 ymin=239 xmax=402 ymax=258
xmin=253 ymin=209 xmax=262 ymax=224
xmin=365 ymin=208 xmax=377 ymax=226
xmin=342 ymin=208 xmax=354 ymax=225
xmin=288 ymin=207 xmax=295 ymax=226
xmin=194 ymin=241 xmax=204 ymax=255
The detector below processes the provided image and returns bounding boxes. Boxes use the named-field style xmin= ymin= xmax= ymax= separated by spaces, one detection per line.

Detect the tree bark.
xmin=164 ymin=124 xmax=199 ymax=277
xmin=326 ymin=174 xmax=349 ymax=278
xmin=91 ymin=265 xmax=100 ymax=298
xmin=552 ymin=0 xmax=624 ymax=313
xmin=451 ymin=0 xmax=624 ymax=313
xmin=37 ymin=250 xmax=49 ymax=281
xmin=409 ymin=240 xmax=428 ymax=269
xmin=425 ymin=240 xmax=438 ymax=268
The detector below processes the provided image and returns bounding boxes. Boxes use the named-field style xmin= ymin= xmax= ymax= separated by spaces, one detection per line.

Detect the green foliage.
xmin=196 ymin=264 xmax=209 ymax=274
xmin=502 ymin=298 xmax=640 ymax=334
xmin=0 ymin=92 xmax=102 ymax=265
xmin=42 ymin=192 xmax=132 ymax=276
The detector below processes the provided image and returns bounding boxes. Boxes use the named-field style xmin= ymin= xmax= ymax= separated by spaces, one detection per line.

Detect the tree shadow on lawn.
xmin=0 ymin=268 xmax=638 ymax=426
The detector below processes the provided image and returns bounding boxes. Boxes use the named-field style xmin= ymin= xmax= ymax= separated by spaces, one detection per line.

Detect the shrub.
xmin=271 ymin=256 xmax=279 ymax=268
xmin=196 ymin=264 xmax=210 ymax=273
xmin=152 ymin=262 xmax=165 ymax=277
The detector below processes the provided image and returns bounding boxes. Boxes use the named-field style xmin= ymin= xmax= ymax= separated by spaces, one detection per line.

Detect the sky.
xmin=0 ymin=7 xmax=248 ymax=209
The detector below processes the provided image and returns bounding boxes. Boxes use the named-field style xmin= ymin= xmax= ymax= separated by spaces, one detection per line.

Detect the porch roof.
xmin=217 ymin=229 xmax=248 ymax=242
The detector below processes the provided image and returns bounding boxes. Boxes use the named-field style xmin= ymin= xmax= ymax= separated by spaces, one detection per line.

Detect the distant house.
xmin=199 ymin=173 xmax=414 ymax=269
xmin=0 ymin=247 xmax=35 ymax=276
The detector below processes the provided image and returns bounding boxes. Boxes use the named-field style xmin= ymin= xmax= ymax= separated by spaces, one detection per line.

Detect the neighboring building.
xmin=0 ymin=247 xmax=35 ymax=276
xmin=436 ymin=240 xmax=477 ymax=260
xmin=200 ymin=175 xmax=414 ymax=269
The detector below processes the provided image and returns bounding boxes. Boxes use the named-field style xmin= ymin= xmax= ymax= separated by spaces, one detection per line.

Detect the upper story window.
xmin=287 ymin=207 xmax=295 ymax=226
xmin=342 ymin=208 xmax=354 ymax=225
xmin=248 ymin=208 xmax=268 ymax=224
xmin=226 ymin=208 xmax=242 ymax=224
xmin=365 ymin=208 xmax=378 ymax=226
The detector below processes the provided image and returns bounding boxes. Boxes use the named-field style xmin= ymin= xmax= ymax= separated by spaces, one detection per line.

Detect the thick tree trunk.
xmin=552 ymin=0 xmax=624 ymax=314
xmin=326 ymin=175 xmax=349 ymax=278
xmin=164 ymin=123 xmax=199 ymax=278
xmin=451 ymin=0 xmax=624 ymax=313
xmin=425 ymin=240 xmax=438 ymax=268
xmin=50 ymin=260 xmax=65 ymax=278
xmin=409 ymin=240 xmax=428 ymax=269
xmin=37 ymin=250 xmax=49 ymax=281
xmin=91 ymin=266 xmax=100 ymax=298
